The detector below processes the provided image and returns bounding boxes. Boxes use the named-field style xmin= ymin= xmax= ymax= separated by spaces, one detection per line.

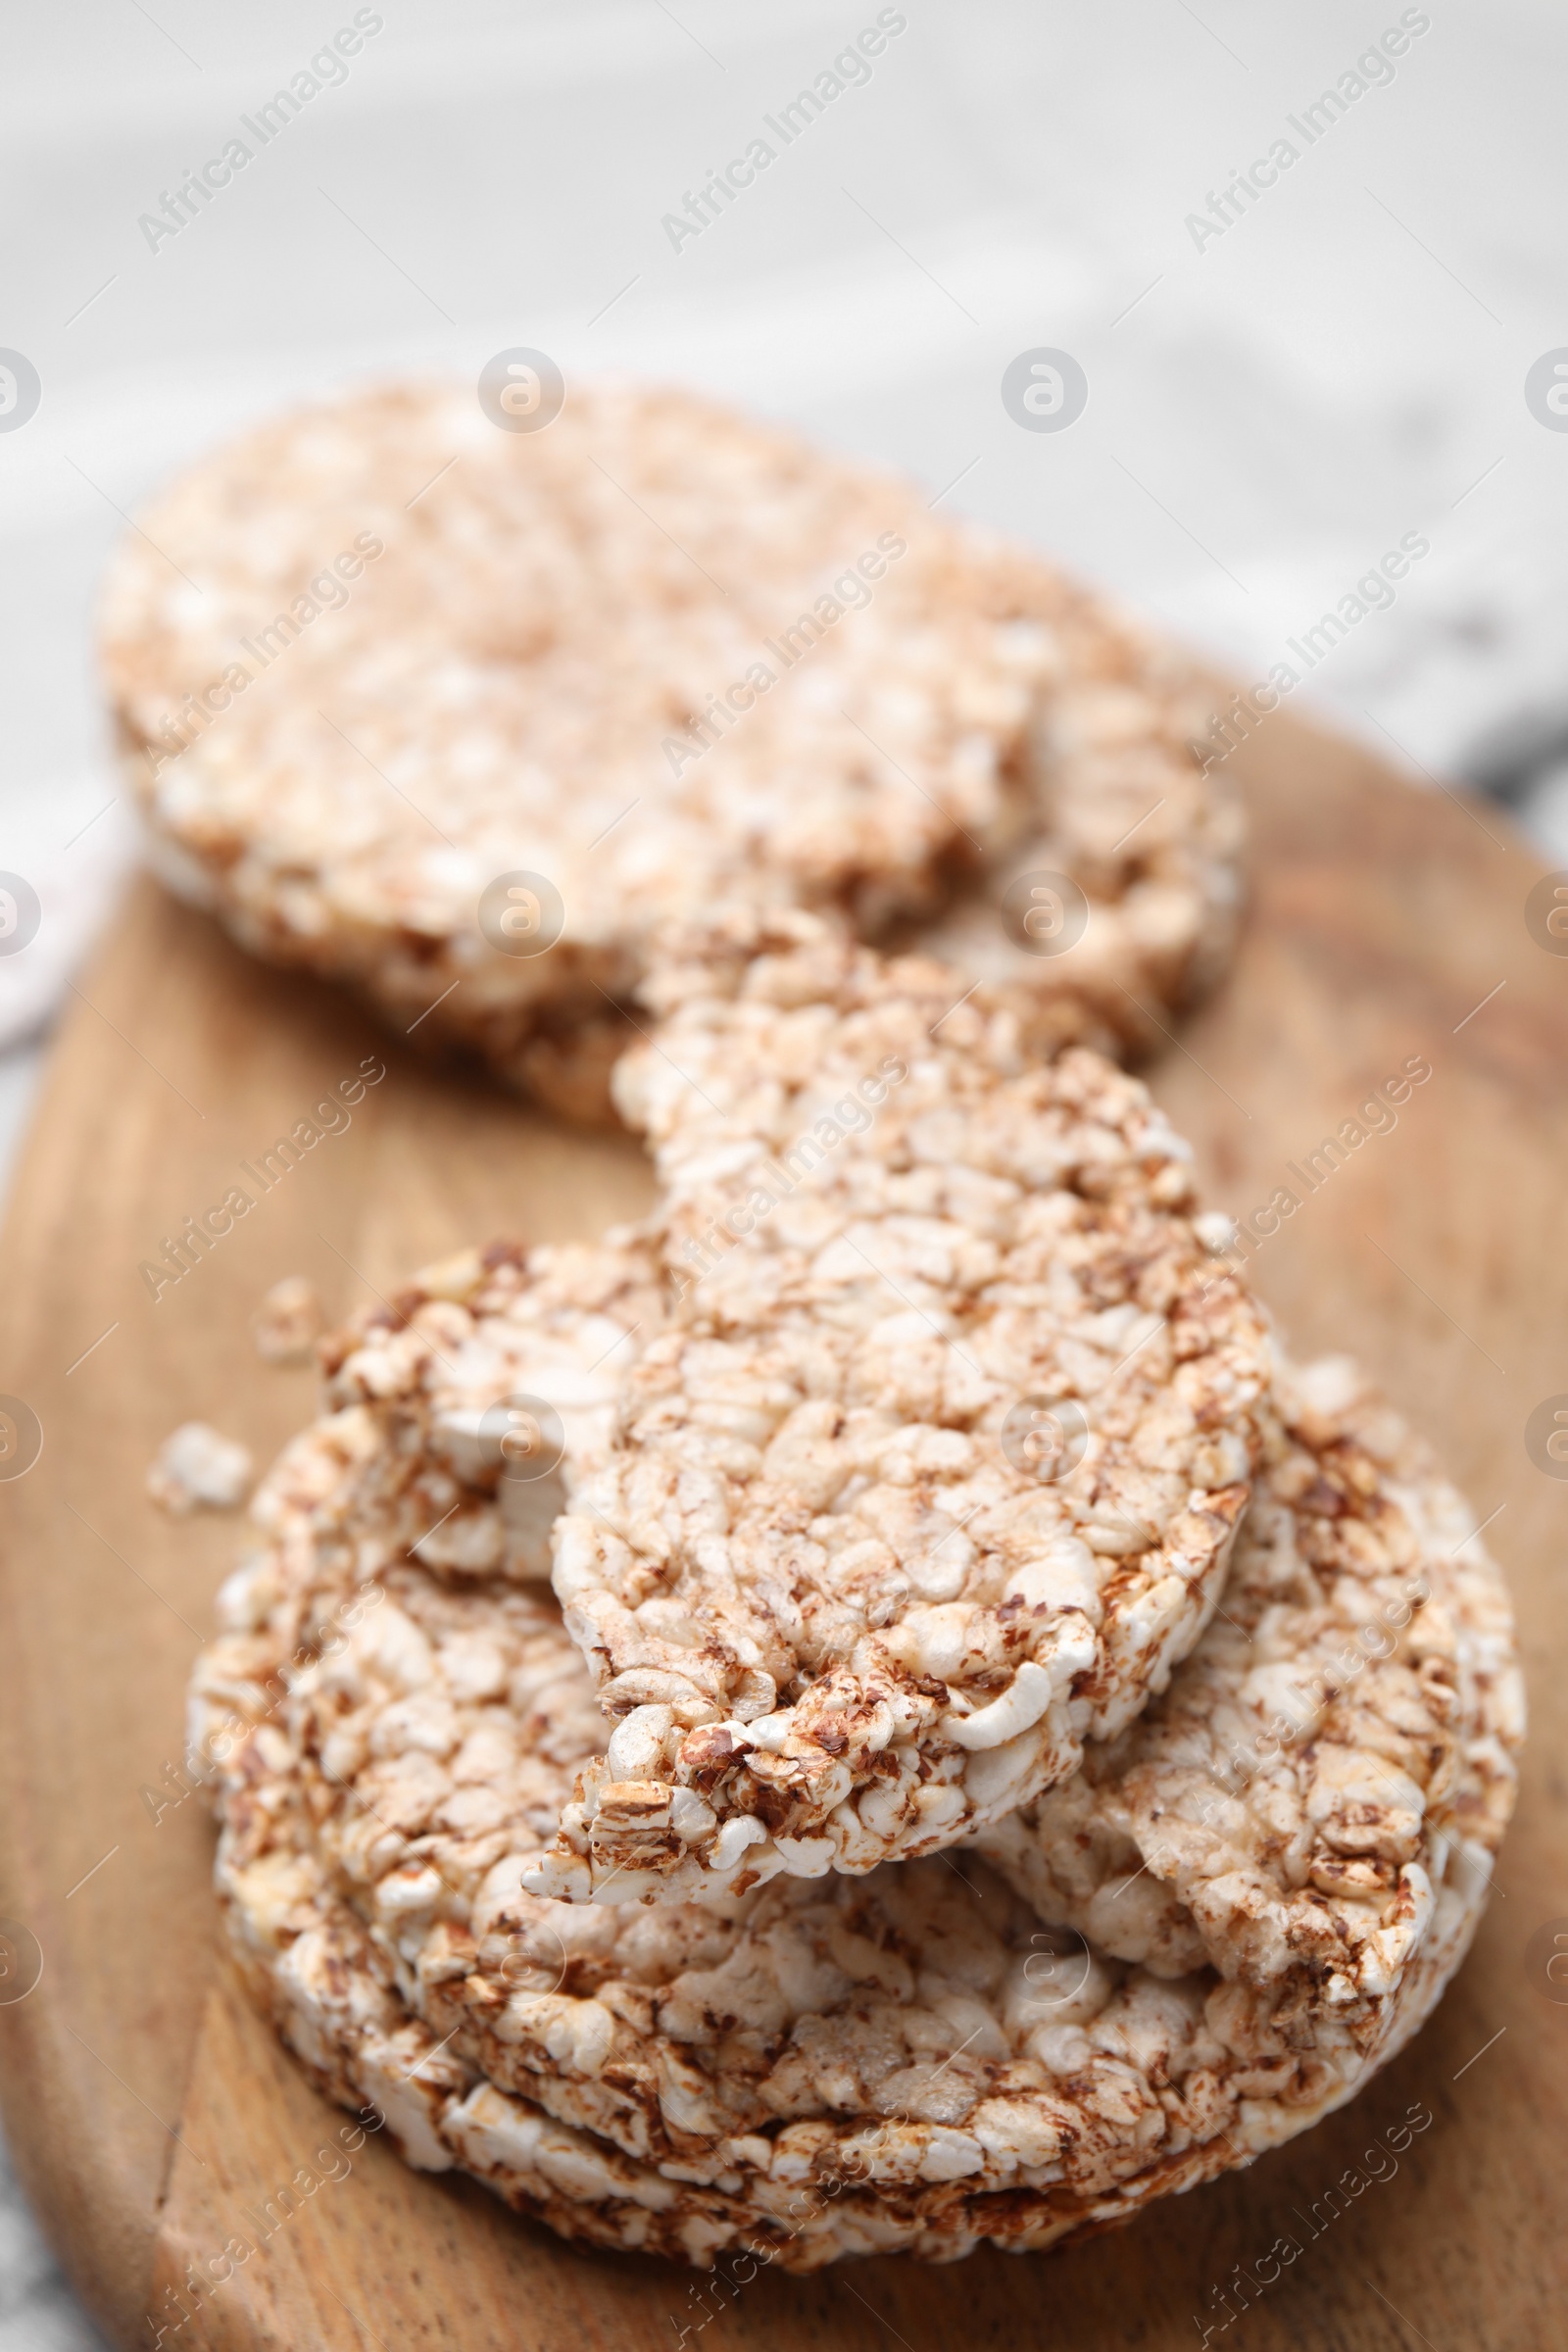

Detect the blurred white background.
xmin=3 ymin=3 xmax=1567 ymax=2338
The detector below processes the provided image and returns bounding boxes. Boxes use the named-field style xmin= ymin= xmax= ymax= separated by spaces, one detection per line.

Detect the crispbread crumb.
xmin=252 ymin=1275 xmax=324 ymax=1366
xmin=149 ymin=1421 xmax=253 ymax=1513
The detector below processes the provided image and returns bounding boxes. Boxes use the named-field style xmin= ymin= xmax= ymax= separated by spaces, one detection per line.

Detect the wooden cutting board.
xmin=2 ymin=708 xmax=1566 ymax=2352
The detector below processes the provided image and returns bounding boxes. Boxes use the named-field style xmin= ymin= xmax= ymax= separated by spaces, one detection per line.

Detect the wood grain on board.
xmin=1 ymin=708 xmax=1565 ymax=2352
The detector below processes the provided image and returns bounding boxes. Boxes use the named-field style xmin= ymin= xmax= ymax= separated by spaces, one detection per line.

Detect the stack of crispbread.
xmin=98 ymin=379 xmax=1517 ymax=2273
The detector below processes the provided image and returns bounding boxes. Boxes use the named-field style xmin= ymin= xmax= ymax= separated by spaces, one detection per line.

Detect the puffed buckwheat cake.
xmin=100 ymin=378 xmax=1242 ymax=1117
xmin=529 ymin=921 xmax=1271 ymax=1900
xmin=198 ymin=1350 xmax=1515 ymax=2269
xmin=97 ymin=380 xmax=1049 ymax=1112
xmin=975 ymin=1353 xmax=1522 ymax=2039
